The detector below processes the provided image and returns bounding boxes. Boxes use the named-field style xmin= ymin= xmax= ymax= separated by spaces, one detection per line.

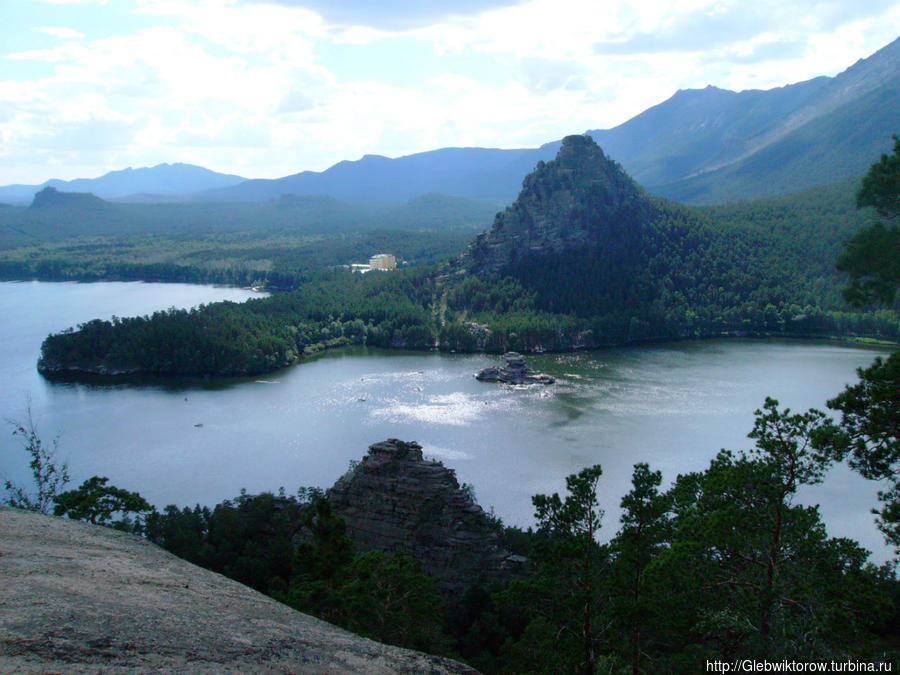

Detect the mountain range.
xmin=2 ymin=36 xmax=898 ymax=207
xmin=0 ymin=163 xmax=245 ymax=204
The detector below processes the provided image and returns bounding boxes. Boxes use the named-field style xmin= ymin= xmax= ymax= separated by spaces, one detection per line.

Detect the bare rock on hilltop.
xmin=328 ymin=440 xmax=523 ymax=602
xmin=0 ymin=506 xmax=478 ymax=675
xmin=461 ymin=134 xmax=652 ymax=277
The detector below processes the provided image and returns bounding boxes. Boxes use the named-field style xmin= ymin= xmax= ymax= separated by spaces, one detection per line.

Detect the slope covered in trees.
xmin=442 ymin=135 xmax=899 ymax=352
xmin=33 ymin=135 xmax=900 ymax=378
xmin=12 ymin=135 xmax=900 ymax=663
xmin=0 ymin=188 xmax=495 ymax=289
xmin=38 ymin=268 xmax=437 ymax=377
xmin=11 ymin=129 xmax=900 ymax=673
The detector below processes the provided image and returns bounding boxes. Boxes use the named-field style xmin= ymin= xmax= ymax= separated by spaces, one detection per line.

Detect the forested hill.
xmin=439 ymin=135 xmax=898 ymax=351
xmin=35 ymin=136 xmax=900 ymax=378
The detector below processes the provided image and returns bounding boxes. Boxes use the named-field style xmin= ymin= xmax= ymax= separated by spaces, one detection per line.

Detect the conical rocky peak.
xmin=463 ymin=134 xmax=652 ymax=275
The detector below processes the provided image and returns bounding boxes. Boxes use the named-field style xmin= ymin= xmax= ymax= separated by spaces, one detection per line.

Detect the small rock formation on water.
xmin=475 ymin=352 xmax=555 ymax=384
xmin=328 ymin=439 xmax=523 ymax=600
xmin=0 ymin=506 xmax=476 ymax=674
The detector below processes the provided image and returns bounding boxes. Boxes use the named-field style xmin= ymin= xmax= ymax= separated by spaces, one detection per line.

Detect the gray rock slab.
xmin=0 ymin=506 xmax=478 ymax=674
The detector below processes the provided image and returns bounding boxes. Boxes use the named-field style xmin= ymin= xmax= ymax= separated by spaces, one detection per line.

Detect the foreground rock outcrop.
xmin=0 ymin=506 xmax=478 ymax=674
xmin=328 ymin=440 xmax=523 ymax=600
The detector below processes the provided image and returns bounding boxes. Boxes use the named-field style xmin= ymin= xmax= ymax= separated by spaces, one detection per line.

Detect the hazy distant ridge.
xmin=197 ymin=147 xmax=549 ymax=202
xmin=200 ymin=35 xmax=898 ymax=205
xmin=2 ymin=35 xmax=897 ymax=206
xmin=0 ymin=163 xmax=246 ymax=204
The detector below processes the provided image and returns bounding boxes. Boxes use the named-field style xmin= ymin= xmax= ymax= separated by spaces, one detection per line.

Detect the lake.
xmin=0 ymin=280 xmax=894 ymax=561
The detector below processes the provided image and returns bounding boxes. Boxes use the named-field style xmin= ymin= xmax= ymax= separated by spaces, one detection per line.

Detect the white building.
xmin=369 ymin=253 xmax=397 ymax=270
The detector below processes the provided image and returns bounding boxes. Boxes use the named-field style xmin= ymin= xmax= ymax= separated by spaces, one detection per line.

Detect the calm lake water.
xmin=0 ymin=281 xmax=895 ymax=561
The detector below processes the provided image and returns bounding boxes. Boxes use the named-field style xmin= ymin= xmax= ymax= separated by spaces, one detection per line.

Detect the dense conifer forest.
xmin=30 ymin=139 xmax=900 ymax=378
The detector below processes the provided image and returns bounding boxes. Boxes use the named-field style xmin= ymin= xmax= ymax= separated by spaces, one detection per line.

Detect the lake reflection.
xmin=0 ymin=281 xmax=895 ymax=562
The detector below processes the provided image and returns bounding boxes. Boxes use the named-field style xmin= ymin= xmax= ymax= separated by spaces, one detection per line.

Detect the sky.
xmin=1 ymin=0 xmax=898 ymax=185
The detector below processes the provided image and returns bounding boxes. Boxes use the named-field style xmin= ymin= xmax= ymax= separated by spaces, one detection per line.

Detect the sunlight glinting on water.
xmin=370 ymin=391 xmax=521 ymax=426
xmin=2 ymin=282 xmax=896 ymax=562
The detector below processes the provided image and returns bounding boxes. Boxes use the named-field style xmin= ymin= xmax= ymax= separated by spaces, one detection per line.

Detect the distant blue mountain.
xmin=0 ymin=163 xmax=245 ymax=204
xmin=199 ymin=35 xmax=900 ymax=205
xmin=585 ymin=77 xmax=831 ymax=189
xmin=620 ymin=35 xmax=900 ymax=203
xmin=3 ymin=35 xmax=898 ymax=206
xmin=198 ymin=147 xmax=554 ymax=203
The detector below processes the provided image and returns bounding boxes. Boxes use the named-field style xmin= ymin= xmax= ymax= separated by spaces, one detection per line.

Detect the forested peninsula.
xmin=35 ymin=136 xmax=900 ymax=378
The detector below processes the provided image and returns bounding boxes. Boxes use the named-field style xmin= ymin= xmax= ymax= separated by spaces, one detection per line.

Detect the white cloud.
xmin=32 ymin=26 xmax=86 ymax=40
xmin=278 ymin=89 xmax=316 ymax=114
xmin=238 ymin=0 xmax=529 ymax=30
xmin=137 ymin=0 xmax=328 ymax=49
xmin=0 ymin=0 xmax=897 ymax=184
xmin=7 ymin=43 xmax=81 ymax=62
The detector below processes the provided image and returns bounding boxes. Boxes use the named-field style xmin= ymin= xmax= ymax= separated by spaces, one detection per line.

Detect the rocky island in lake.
xmin=475 ymin=352 xmax=554 ymax=385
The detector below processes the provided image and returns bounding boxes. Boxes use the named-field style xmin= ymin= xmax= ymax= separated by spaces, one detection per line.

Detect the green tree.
xmin=53 ymin=475 xmax=154 ymax=531
xmin=825 ymin=353 xmax=900 ymax=549
xmin=609 ymin=463 xmax=671 ymax=675
xmin=3 ymin=403 xmax=69 ymax=513
xmin=838 ymin=135 xmax=900 ymax=306
xmin=742 ymin=399 xmax=834 ymax=648
xmin=145 ymin=490 xmax=307 ymax=595
xmin=144 ymin=504 xmax=208 ymax=562
xmin=652 ymin=400 xmax=885 ymax=663
xmin=837 ymin=222 xmax=900 ymax=306
xmin=285 ymin=496 xmax=449 ymax=654
xmin=534 ymin=464 xmax=605 ymax=675
xmin=292 ymin=495 xmax=355 ymax=582
xmin=338 ymin=550 xmax=448 ymax=653
xmin=498 ymin=465 xmax=607 ymax=675
xmin=826 ymin=134 xmax=900 ymax=550
xmin=857 ymin=134 xmax=900 ymax=221
xmin=287 ymin=495 xmax=356 ymax=621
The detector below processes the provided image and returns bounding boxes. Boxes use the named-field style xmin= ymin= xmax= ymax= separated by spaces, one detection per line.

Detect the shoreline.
xmin=37 ymin=333 xmax=898 ymax=385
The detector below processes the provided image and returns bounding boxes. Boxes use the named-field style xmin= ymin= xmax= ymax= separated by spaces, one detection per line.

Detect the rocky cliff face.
xmin=462 ymin=134 xmax=655 ymax=276
xmin=0 ymin=506 xmax=477 ymax=674
xmin=328 ymin=440 xmax=521 ymax=599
